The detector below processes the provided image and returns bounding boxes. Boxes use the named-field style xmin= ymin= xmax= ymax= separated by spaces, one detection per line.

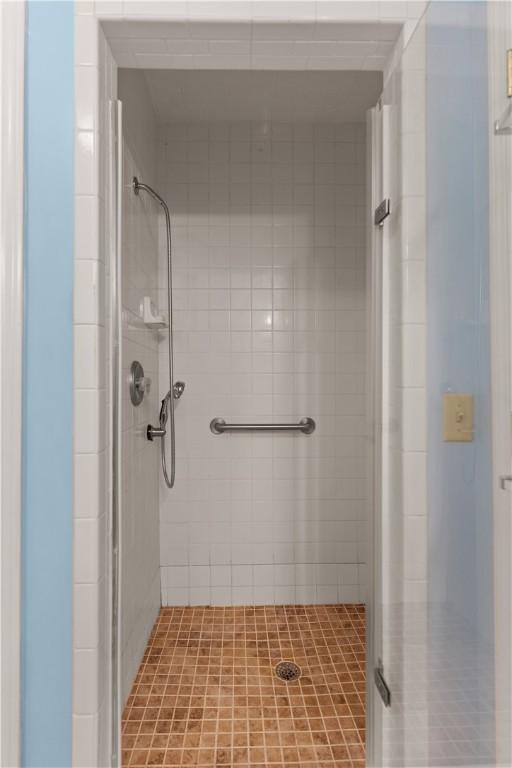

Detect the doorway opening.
xmin=115 ymin=61 xmax=383 ymax=768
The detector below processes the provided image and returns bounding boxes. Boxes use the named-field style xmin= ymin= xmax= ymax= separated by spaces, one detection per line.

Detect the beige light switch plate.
xmin=443 ymin=393 xmax=474 ymax=442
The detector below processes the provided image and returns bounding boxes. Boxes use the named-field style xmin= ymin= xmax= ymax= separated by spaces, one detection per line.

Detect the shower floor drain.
xmin=275 ymin=661 xmax=301 ymax=682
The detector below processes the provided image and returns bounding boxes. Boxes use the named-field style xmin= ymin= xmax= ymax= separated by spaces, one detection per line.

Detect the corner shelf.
xmin=141 ymin=296 xmax=168 ymax=330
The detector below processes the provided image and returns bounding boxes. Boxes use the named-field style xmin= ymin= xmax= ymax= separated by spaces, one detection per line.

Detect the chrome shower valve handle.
xmin=129 ymin=360 xmax=151 ymax=406
xmin=147 ymin=424 xmax=166 ymax=441
xmin=137 ymin=376 xmax=151 ymax=394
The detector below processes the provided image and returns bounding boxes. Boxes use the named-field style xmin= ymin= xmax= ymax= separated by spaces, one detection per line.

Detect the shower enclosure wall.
xmin=157 ymin=111 xmax=370 ymax=608
xmin=116 ymin=66 xmax=379 ymax=701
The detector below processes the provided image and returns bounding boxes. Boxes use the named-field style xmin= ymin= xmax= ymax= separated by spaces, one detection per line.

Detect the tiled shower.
xmin=157 ymin=116 xmax=369 ymax=608
xmin=64 ymin=2 xmax=506 ymax=767
xmin=116 ymin=63 xmax=379 ymax=766
xmin=71 ymin=5 xmax=442 ymax=767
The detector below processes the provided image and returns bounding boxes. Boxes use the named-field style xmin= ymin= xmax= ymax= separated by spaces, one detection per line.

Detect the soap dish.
xmin=141 ymin=296 xmax=168 ymax=329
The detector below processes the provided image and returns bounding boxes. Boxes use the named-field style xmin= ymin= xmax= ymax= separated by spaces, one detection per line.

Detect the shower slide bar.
xmin=132 ymin=176 xmax=180 ymax=489
xmin=210 ymin=417 xmax=316 ymax=435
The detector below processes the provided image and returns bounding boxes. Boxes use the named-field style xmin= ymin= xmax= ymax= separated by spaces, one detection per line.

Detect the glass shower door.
xmin=369 ymin=2 xmax=511 ymax=765
xmin=367 ymin=91 xmax=405 ymax=768
xmin=426 ymin=3 xmax=495 ymax=766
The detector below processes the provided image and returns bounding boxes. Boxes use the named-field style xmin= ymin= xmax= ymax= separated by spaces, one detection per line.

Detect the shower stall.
xmin=116 ymin=65 xmax=377 ymax=763
xmin=69 ymin=2 xmax=508 ymax=765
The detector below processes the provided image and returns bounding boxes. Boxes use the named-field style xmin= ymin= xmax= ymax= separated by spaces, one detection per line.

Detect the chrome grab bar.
xmin=210 ymin=417 xmax=316 ymax=435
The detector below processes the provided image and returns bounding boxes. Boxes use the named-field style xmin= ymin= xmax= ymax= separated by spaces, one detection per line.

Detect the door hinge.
xmin=374 ymin=198 xmax=390 ymax=227
xmin=507 ymin=49 xmax=512 ymax=98
xmin=374 ymin=659 xmax=391 ymax=707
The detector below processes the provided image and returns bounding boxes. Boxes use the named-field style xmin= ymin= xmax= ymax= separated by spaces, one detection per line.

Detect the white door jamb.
xmin=0 ymin=1 xmax=25 ymax=765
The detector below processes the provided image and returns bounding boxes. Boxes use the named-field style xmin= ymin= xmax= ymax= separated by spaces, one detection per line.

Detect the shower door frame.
xmin=365 ymin=100 xmax=392 ymax=768
xmin=365 ymin=104 xmax=383 ymax=768
xmin=81 ymin=9 xmax=422 ymax=767
xmin=0 ymin=1 xmax=24 ymax=764
xmin=109 ymin=98 xmax=123 ymax=768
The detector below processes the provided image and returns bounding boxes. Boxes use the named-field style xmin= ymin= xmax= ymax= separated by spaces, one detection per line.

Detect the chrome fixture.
xmin=133 ymin=176 xmax=183 ymax=488
xmin=173 ymin=381 xmax=185 ymax=399
xmin=147 ymin=389 xmax=172 ymax=443
xmin=495 ymin=100 xmax=512 ymax=135
xmin=147 ymin=423 xmax=166 ymax=440
xmin=494 ymin=50 xmax=512 ymax=134
xmin=499 ymin=475 xmax=512 ymax=490
xmin=374 ymin=659 xmax=391 ymax=708
xmin=374 ymin=198 xmax=391 ymax=227
xmin=275 ymin=661 xmax=302 ymax=682
xmin=210 ymin=417 xmax=316 ymax=435
xmin=129 ymin=360 xmax=151 ymax=406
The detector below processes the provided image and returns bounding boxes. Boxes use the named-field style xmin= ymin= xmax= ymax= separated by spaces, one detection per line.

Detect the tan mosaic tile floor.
xmin=122 ymin=605 xmax=366 ymax=767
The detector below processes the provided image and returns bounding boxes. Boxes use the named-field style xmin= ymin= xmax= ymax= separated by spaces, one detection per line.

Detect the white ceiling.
xmin=142 ymin=69 xmax=383 ymax=123
xmin=103 ymin=20 xmax=402 ymax=71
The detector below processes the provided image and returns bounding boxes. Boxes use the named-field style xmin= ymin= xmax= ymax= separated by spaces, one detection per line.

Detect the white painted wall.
xmin=157 ymin=119 xmax=369 ymax=606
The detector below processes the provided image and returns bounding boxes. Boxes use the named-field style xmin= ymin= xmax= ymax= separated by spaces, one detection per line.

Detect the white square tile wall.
xmin=158 ymin=120 xmax=368 ymax=606
xmin=73 ymin=24 xmax=115 ymax=768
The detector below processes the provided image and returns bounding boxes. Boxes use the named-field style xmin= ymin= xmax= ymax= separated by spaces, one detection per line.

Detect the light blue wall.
xmin=426 ymin=1 xmax=494 ymax=763
xmin=22 ymin=2 xmax=74 ymax=765
xmin=427 ymin=0 xmax=492 ymax=640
